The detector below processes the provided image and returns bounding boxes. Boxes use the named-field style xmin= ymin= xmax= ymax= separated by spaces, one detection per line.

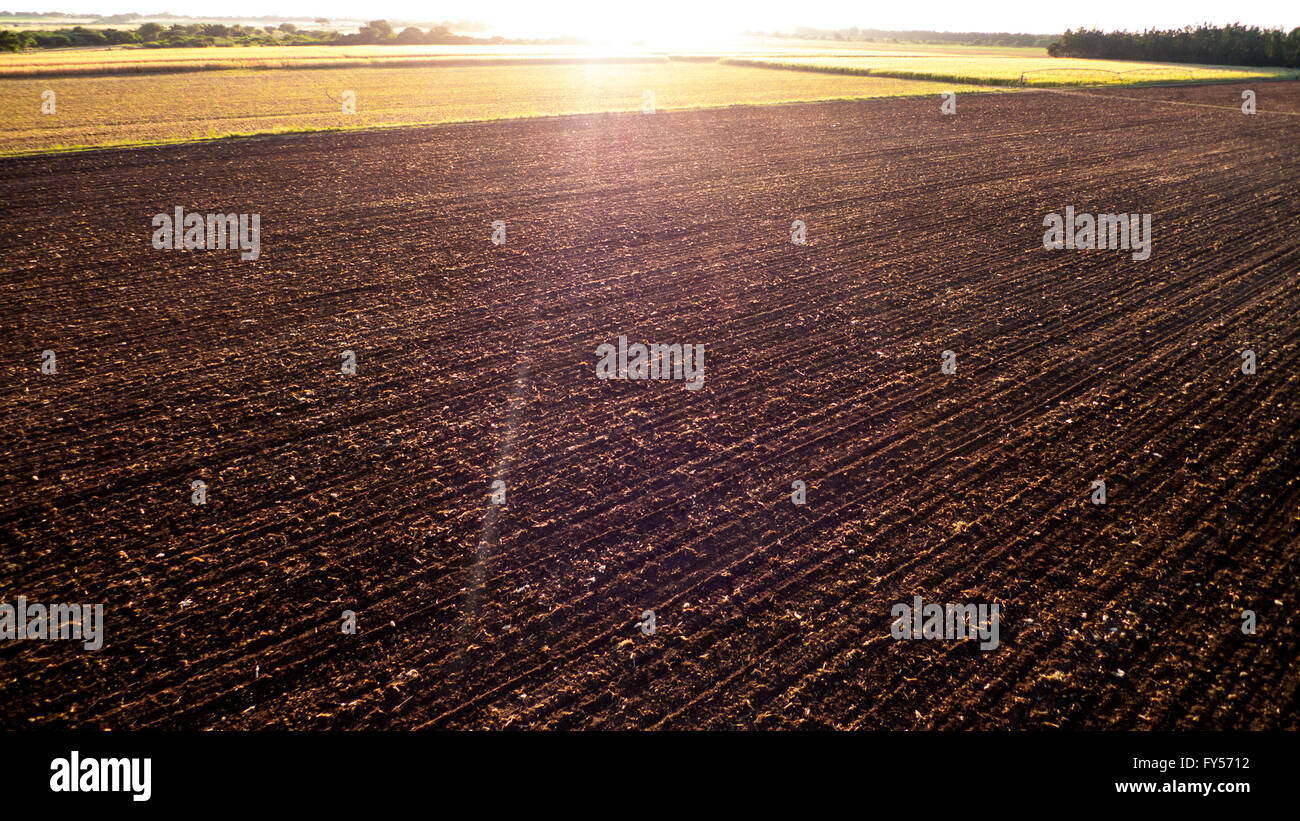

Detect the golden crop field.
xmin=0 ymin=44 xmax=655 ymax=76
xmin=0 ymin=41 xmax=1029 ymax=77
xmin=0 ymin=36 xmax=1058 ymax=74
xmin=725 ymin=54 xmax=1295 ymax=86
xmin=0 ymin=60 xmax=997 ymax=154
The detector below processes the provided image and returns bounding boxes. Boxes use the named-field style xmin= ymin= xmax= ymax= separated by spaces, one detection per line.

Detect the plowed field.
xmin=2 ymin=81 xmax=1299 ymax=729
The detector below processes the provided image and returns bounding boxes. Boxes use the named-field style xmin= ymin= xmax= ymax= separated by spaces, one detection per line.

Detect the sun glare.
xmin=566 ymin=7 xmax=745 ymax=53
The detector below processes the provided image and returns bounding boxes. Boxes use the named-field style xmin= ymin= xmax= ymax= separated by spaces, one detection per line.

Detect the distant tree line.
xmin=0 ymin=20 xmax=513 ymax=51
xmin=1048 ymin=24 xmax=1300 ymax=67
xmin=768 ymin=27 xmax=1056 ymax=48
xmin=348 ymin=20 xmax=492 ymax=45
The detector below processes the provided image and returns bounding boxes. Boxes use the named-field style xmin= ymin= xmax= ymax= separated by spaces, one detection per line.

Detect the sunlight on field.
xmin=726 ymin=55 xmax=1293 ymax=86
xmin=0 ymin=44 xmax=645 ymax=75
xmin=0 ymin=39 xmax=1046 ymax=77
xmin=2 ymin=38 xmax=1290 ymax=154
xmin=0 ymin=61 xmax=996 ymax=154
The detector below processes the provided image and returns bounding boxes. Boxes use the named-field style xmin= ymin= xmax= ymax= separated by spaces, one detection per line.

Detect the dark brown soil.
xmin=2 ymin=82 xmax=1298 ymax=729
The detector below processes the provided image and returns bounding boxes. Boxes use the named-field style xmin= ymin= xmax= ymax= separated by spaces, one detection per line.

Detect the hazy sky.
xmin=17 ymin=1 xmax=1300 ymax=37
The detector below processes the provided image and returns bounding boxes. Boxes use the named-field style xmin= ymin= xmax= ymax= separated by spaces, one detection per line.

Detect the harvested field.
xmin=725 ymin=54 xmax=1294 ymax=86
xmin=0 ymin=61 xmax=993 ymax=155
xmin=1 ymin=81 xmax=1299 ymax=730
xmin=0 ymin=39 xmax=1040 ymax=77
xmin=0 ymin=44 xmax=666 ymax=76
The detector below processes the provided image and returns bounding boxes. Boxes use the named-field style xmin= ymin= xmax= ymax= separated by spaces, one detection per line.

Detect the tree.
xmin=1047 ymin=23 xmax=1299 ymax=67
xmin=396 ymin=26 xmax=424 ymax=44
xmin=0 ymin=29 xmax=30 ymax=51
xmin=102 ymin=28 xmax=139 ymax=45
xmin=137 ymin=22 xmax=163 ymax=42
xmin=278 ymin=23 xmax=297 ymax=33
xmin=32 ymin=32 xmax=71 ymax=47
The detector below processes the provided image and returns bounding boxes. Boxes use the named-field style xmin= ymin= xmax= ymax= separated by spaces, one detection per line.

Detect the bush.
xmin=31 ymin=32 xmax=71 ymax=48
xmin=66 ymin=26 xmax=107 ymax=46
xmin=0 ymin=28 xmax=31 ymax=51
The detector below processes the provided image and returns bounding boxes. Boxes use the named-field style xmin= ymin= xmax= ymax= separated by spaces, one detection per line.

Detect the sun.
xmin=566 ymin=5 xmax=745 ymax=52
